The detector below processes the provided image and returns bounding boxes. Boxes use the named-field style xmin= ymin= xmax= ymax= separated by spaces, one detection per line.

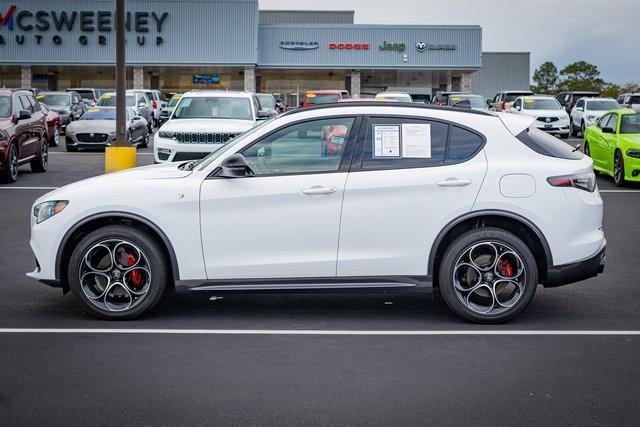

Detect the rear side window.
xmin=448 ymin=126 xmax=484 ymax=161
xmin=516 ymin=127 xmax=582 ymax=160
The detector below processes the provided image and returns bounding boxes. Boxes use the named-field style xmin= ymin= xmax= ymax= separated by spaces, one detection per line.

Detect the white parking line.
xmin=0 ymin=328 xmax=638 ymax=336
xmin=599 ymin=190 xmax=640 ymax=193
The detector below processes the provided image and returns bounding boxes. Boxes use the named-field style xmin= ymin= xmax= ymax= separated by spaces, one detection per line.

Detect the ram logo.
xmin=416 ymin=42 xmax=426 ymax=52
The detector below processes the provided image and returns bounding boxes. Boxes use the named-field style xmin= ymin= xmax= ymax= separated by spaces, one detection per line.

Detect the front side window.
xmin=620 ymin=114 xmax=640 ymax=134
xmin=597 ymin=114 xmax=610 ymax=129
xmin=256 ymin=95 xmax=275 ymax=110
xmin=607 ymin=114 xmax=619 ymax=131
xmin=628 ymin=96 xmax=640 ymax=105
xmin=241 ymin=117 xmax=355 ymax=176
xmin=576 ymin=99 xmax=584 ymax=109
xmin=0 ymin=96 xmax=10 ymax=117
xmin=19 ymin=96 xmax=34 ymax=113
xmin=173 ymin=96 xmax=253 ymax=120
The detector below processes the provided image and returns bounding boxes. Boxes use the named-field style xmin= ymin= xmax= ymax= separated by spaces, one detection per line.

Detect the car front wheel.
xmin=614 ymin=150 xmax=625 ymax=186
xmin=438 ymin=227 xmax=538 ymax=323
xmin=68 ymin=225 xmax=170 ymax=320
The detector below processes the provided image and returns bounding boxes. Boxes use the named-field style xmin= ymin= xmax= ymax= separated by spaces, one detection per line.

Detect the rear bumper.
xmin=543 ymin=243 xmax=606 ymax=287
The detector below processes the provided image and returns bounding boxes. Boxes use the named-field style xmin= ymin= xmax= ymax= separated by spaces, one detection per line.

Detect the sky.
xmin=261 ymin=0 xmax=639 ymax=85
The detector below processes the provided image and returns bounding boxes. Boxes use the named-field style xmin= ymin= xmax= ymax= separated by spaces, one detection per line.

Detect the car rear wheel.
xmin=68 ymin=225 xmax=170 ymax=320
xmin=49 ymin=126 xmax=60 ymax=147
xmin=1 ymin=143 xmax=18 ymax=183
xmin=614 ymin=150 xmax=625 ymax=186
xmin=438 ymin=227 xmax=538 ymax=323
xmin=30 ymin=137 xmax=48 ymax=172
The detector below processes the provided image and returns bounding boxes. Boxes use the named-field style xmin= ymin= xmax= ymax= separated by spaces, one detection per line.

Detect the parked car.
xmin=154 ymin=90 xmax=270 ymax=163
xmin=96 ymin=91 xmax=153 ymax=132
xmin=375 ymin=91 xmax=413 ymax=102
xmin=0 ymin=89 xmax=48 ymax=183
xmin=583 ymin=109 xmax=640 ymax=186
xmin=65 ymin=107 xmax=149 ymax=152
xmin=510 ymin=96 xmax=570 ymax=138
xmin=39 ymin=103 xmax=61 ymax=147
xmin=66 ymin=88 xmax=105 ymax=107
xmin=302 ymin=90 xmax=350 ymax=107
xmin=255 ymin=93 xmax=279 ymax=116
xmin=37 ymin=91 xmax=86 ymax=134
xmin=489 ymin=90 xmax=534 ymax=112
xmin=28 ymin=102 xmax=605 ymax=322
xmin=159 ymin=94 xmax=182 ymax=125
xmin=431 ymin=91 xmax=466 ymax=106
xmin=557 ymin=91 xmax=600 ymax=113
xmin=617 ymin=93 xmax=640 ymax=112
xmin=447 ymin=94 xmax=489 ymax=111
xmin=570 ymin=97 xmax=620 ymax=136
xmin=132 ymin=89 xmax=166 ymax=128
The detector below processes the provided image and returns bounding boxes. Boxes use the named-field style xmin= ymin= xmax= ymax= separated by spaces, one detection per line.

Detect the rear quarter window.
xmin=516 ymin=127 xmax=583 ymax=160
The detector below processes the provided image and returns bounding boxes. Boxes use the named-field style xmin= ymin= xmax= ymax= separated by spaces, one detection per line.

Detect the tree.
xmin=601 ymin=82 xmax=621 ymax=99
xmin=559 ymin=61 xmax=605 ymax=92
xmin=532 ymin=61 xmax=559 ymax=94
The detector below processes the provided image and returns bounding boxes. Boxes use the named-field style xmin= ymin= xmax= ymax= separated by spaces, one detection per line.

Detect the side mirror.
xmin=17 ymin=110 xmax=31 ymax=120
xmin=217 ymin=154 xmax=252 ymax=178
xmin=257 ymin=109 xmax=272 ymax=120
xmin=486 ymin=99 xmax=491 ymax=106
xmin=602 ymin=126 xmax=615 ymax=134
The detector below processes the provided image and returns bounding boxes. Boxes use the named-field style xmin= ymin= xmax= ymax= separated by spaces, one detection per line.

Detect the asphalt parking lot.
xmin=1 ymin=135 xmax=639 ymax=425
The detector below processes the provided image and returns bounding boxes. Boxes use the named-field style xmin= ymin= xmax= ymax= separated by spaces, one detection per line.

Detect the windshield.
xmin=168 ymin=96 xmax=181 ymax=107
xmin=97 ymin=95 xmax=136 ymax=107
xmin=620 ymin=114 xmax=640 ymax=134
xmin=523 ymin=98 xmax=561 ymax=110
xmin=256 ymin=95 xmax=275 ymax=109
xmin=0 ymin=96 xmax=10 ymax=117
xmin=450 ymin=96 xmax=486 ymax=108
xmin=587 ymin=100 xmax=619 ymax=111
xmin=173 ymin=96 xmax=253 ymax=120
xmin=196 ymin=118 xmax=274 ymax=170
xmin=377 ymin=94 xmax=411 ymax=102
xmin=80 ymin=108 xmax=121 ymax=120
xmin=72 ymin=90 xmax=96 ymax=100
xmin=39 ymin=94 xmax=71 ymax=106
xmin=306 ymin=94 xmax=340 ymax=105
xmin=504 ymin=93 xmax=533 ymax=102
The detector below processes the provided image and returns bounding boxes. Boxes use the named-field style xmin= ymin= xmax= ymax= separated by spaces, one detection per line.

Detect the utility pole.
xmin=114 ymin=0 xmax=126 ymax=147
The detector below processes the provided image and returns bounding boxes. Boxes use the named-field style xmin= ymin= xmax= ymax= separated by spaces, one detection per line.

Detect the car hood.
xmin=518 ymin=109 xmax=568 ymax=118
xmin=620 ymin=134 xmax=640 ymax=147
xmin=67 ymin=120 xmax=129 ymax=133
xmin=159 ymin=118 xmax=255 ymax=133
xmin=36 ymin=162 xmax=192 ymax=204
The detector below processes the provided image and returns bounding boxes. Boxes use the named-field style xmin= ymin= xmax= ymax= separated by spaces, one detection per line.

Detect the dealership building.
xmin=0 ymin=0 xmax=530 ymax=105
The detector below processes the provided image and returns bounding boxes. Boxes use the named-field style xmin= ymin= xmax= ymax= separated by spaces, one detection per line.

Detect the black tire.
xmin=66 ymin=144 xmax=78 ymax=152
xmin=138 ymin=132 xmax=149 ymax=148
xmin=438 ymin=227 xmax=538 ymax=323
xmin=560 ymin=132 xmax=569 ymax=139
xmin=49 ymin=125 xmax=60 ymax=147
xmin=67 ymin=225 xmax=170 ymax=320
xmin=614 ymin=150 xmax=625 ymax=187
xmin=580 ymin=120 xmax=586 ymax=137
xmin=30 ymin=136 xmax=48 ymax=172
xmin=1 ymin=142 xmax=18 ymax=183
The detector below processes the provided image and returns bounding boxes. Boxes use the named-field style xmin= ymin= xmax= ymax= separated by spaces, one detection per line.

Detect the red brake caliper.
xmin=500 ymin=259 xmax=514 ymax=277
xmin=127 ymin=251 xmax=143 ymax=288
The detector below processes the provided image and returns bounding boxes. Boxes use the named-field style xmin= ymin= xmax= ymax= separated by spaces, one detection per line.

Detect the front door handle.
xmin=436 ymin=178 xmax=472 ymax=187
xmin=301 ymin=186 xmax=337 ymax=195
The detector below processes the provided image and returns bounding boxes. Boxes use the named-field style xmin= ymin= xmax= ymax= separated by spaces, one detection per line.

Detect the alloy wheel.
xmin=452 ymin=241 xmax=526 ymax=315
xmin=8 ymin=144 xmax=18 ymax=181
xmin=614 ymin=152 xmax=624 ymax=185
xmin=79 ymin=239 xmax=152 ymax=312
xmin=53 ymin=127 xmax=60 ymax=146
xmin=40 ymin=140 xmax=48 ymax=169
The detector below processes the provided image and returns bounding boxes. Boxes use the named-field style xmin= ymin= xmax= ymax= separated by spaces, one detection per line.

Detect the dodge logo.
xmin=416 ymin=42 xmax=426 ymax=52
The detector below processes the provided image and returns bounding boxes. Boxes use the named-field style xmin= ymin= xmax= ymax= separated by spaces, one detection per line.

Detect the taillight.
xmin=547 ymin=172 xmax=596 ymax=192
xmin=501 ymin=101 xmax=507 ymax=111
xmin=152 ymin=100 xmax=157 ymax=109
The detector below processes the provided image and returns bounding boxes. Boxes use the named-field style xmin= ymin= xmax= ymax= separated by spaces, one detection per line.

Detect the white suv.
xmin=510 ymin=96 xmax=570 ymax=138
xmin=154 ymin=90 xmax=268 ymax=163
xmin=28 ymin=102 xmax=605 ymax=323
xmin=570 ymin=97 xmax=620 ymax=136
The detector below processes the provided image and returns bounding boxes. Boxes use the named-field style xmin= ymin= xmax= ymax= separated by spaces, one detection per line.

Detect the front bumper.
xmin=154 ymin=135 xmax=225 ymax=163
xmin=65 ymin=133 xmax=116 ymax=149
xmin=543 ymin=243 xmax=606 ymax=287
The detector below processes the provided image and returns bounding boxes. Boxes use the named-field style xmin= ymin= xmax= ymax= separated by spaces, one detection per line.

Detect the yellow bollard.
xmin=104 ymin=146 xmax=137 ymax=173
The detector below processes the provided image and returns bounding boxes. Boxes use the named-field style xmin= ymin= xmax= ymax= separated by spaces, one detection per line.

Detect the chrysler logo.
xmin=279 ymin=41 xmax=319 ymax=50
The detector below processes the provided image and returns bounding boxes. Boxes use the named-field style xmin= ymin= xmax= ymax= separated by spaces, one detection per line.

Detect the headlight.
xmin=626 ymin=149 xmax=640 ymax=159
xmin=33 ymin=200 xmax=68 ymax=224
xmin=158 ymin=131 xmax=175 ymax=139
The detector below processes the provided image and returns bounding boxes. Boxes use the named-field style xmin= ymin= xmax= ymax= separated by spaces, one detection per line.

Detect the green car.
xmin=583 ymin=108 xmax=640 ymax=186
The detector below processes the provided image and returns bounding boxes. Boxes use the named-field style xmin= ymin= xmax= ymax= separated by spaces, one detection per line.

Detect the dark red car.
xmin=39 ymin=103 xmax=61 ymax=147
xmin=302 ymin=90 xmax=350 ymax=107
xmin=0 ymin=89 xmax=48 ymax=183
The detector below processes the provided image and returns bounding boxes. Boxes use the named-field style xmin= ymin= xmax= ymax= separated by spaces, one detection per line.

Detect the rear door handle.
xmin=301 ymin=186 xmax=337 ymax=195
xmin=436 ymin=178 xmax=472 ymax=187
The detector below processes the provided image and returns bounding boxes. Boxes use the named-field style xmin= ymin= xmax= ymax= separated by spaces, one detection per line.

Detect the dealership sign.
xmin=328 ymin=42 xmax=369 ymax=50
xmin=379 ymin=41 xmax=406 ymax=52
xmin=416 ymin=42 xmax=457 ymax=52
xmin=279 ymin=41 xmax=319 ymax=50
xmin=0 ymin=3 xmax=169 ymax=47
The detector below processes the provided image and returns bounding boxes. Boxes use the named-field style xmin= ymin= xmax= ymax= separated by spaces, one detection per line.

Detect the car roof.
xmin=40 ymin=91 xmax=72 ymax=95
xmin=181 ymin=90 xmax=254 ymax=98
xmin=583 ymin=97 xmax=616 ymax=102
xmin=519 ymin=95 xmax=555 ymax=100
xmin=376 ymin=91 xmax=410 ymax=96
xmin=281 ymin=101 xmax=495 ymax=117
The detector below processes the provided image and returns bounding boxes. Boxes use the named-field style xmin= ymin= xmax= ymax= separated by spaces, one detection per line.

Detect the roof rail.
xmin=280 ymin=101 xmax=496 ymax=117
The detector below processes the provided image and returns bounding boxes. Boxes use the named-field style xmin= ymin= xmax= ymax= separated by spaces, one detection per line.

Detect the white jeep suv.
xmin=154 ymin=90 xmax=268 ymax=163
xmin=28 ymin=102 xmax=605 ymax=323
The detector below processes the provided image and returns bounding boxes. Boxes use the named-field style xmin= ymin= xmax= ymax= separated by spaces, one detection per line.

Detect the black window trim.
xmin=207 ymin=115 xmax=363 ymax=179
xmin=349 ymin=114 xmax=487 ymax=173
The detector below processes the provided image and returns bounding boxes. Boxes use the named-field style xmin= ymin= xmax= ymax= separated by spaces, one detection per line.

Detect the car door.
xmin=17 ymin=95 xmax=38 ymax=157
xmin=603 ymin=113 xmax=619 ymax=171
xmin=199 ymin=116 xmax=360 ymax=279
xmin=27 ymin=95 xmax=46 ymax=143
xmin=590 ymin=113 xmax=611 ymax=169
xmin=337 ymin=116 xmax=488 ymax=277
